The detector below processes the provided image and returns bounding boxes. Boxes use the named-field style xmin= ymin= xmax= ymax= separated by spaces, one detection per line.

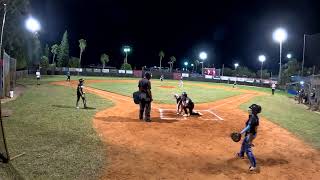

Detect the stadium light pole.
xmin=199 ymin=52 xmax=207 ymax=75
xmin=273 ymin=28 xmax=287 ymax=83
xmin=123 ymin=46 xmax=131 ymax=64
xmin=191 ymin=63 xmax=194 ymax=71
xmin=286 ymin=53 xmax=292 ymax=59
xmin=25 ymin=16 xmax=41 ymax=34
xmin=258 ymin=55 xmax=266 ymax=81
xmin=184 ymin=61 xmax=188 ymax=71
xmin=0 ymin=4 xmax=7 ymax=148
xmin=0 ymin=3 xmax=7 ymax=59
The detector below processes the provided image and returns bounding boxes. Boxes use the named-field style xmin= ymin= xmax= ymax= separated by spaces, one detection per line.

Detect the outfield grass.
xmin=88 ymin=80 xmax=242 ymax=104
xmin=240 ymin=94 xmax=320 ymax=149
xmin=0 ymin=77 xmax=113 ymax=179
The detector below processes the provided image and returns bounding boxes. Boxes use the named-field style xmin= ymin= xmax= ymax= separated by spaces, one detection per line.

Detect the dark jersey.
xmin=182 ymin=97 xmax=194 ymax=109
xmin=245 ymin=114 xmax=259 ymax=135
xmin=77 ymin=83 xmax=84 ymax=95
xmin=138 ymin=78 xmax=151 ymax=97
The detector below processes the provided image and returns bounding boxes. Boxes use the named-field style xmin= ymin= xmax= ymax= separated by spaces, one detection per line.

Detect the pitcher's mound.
xmin=159 ymin=85 xmax=175 ymax=89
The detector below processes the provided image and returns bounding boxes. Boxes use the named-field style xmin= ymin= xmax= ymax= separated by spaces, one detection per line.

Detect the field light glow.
xmin=25 ymin=17 xmax=41 ymax=33
xmin=287 ymin=54 xmax=292 ymax=59
xmin=259 ymin=55 xmax=266 ymax=62
xmin=184 ymin=62 xmax=188 ymax=66
xmin=199 ymin=52 xmax=207 ymax=60
xmin=273 ymin=28 xmax=287 ymax=43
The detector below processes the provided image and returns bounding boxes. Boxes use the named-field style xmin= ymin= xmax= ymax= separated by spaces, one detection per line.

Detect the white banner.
xmin=102 ymin=69 xmax=109 ymax=73
xmin=119 ymin=70 xmax=126 ymax=74
xmin=126 ymin=70 xmax=133 ymax=74
xmin=69 ymin=68 xmax=76 ymax=72
xmin=94 ymin=69 xmax=101 ymax=73
xmin=205 ymin=75 xmax=213 ymax=79
xmin=182 ymin=73 xmax=189 ymax=77
xmin=76 ymin=68 xmax=83 ymax=72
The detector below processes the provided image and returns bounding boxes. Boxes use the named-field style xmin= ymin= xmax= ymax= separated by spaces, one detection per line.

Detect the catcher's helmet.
xmin=144 ymin=72 xmax=151 ymax=79
xmin=249 ymin=104 xmax=262 ymax=114
xmin=182 ymin=92 xmax=187 ymax=97
xmin=79 ymin=78 xmax=84 ymax=82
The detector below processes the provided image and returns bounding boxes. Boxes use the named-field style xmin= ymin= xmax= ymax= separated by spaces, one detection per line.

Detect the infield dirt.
xmin=54 ymin=80 xmax=320 ymax=180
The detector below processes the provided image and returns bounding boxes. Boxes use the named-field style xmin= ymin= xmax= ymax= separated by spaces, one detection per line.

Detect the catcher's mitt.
xmin=231 ymin=132 xmax=241 ymax=142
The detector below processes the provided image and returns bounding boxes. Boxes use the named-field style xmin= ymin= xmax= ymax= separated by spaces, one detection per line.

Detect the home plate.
xmin=159 ymin=109 xmax=223 ymax=121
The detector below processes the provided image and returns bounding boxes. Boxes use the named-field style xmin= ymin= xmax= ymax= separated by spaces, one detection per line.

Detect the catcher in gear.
xmin=236 ymin=104 xmax=261 ymax=171
xmin=175 ymin=92 xmax=202 ymax=116
xmin=76 ymin=79 xmax=87 ymax=109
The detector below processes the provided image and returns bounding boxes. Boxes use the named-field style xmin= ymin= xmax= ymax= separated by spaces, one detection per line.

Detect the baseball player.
xmin=36 ymin=70 xmax=41 ymax=85
xmin=76 ymin=79 xmax=87 ymax=109
xmin=160 ymin=75 xmax=164 ymax=82
xmin=179 ymin=76 xmax=184 ymax=87
xmin=174 ymin=93 xmax=183 ymax=114
xmin=66 ymin=71 xmax=71 ymax=82
xmin=236 ymin=104 xmax=261 ymax=171
xmin=175 ymin=92 xmax=202 ymax=116
xmin=271 ymin=83 xmax=276 ymax=95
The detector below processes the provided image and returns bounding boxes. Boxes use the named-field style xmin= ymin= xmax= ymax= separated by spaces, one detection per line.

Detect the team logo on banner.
xmin=204 ymin=68 xmax=216 ymax=76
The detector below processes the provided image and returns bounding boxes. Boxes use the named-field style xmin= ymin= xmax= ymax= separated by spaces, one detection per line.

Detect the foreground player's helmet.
xmin=182 ymin=92 xmax=187 ymax=97
xmin=249 ymin=104 xmax=262 ymax=114
xmin=79 ymin=78 xmax=84 ymax=82
xmin=145 ymin=72 xmax=151 ymax=79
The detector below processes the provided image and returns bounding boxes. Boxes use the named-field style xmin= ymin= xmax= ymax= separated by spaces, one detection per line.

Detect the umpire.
xmin=138 ymin=72 xmax=153 ymax=122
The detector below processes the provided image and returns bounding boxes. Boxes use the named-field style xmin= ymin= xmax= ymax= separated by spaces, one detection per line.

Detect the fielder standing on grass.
xmin=271 ymin=82 xmax=276 ymax=95
xmin=138 ymin=72 xmax=152 ymax=122
xmin=236 ymin=104 xmax=261 ymax=171
xmin=76 ymin=78 xmax=87 ymax=109
xmin=66 ymin=71 xmax=71 ymax=82
xmin=36 ymin=69 xmax=41 ymax=85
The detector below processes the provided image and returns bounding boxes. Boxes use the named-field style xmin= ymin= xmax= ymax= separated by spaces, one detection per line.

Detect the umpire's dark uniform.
xmin=138 ymin=73 xmax=152 ymax=122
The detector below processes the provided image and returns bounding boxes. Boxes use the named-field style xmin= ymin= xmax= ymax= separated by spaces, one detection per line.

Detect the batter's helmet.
xmin=79 ymin=78 xmax=84 ymax=82
xmin=182 ymin=92 xmax=187 ymax=97
xmin=144 ymin=72 xmax=151 ymax=79
xmin=249 ymin=104 xmax=261 ymax=114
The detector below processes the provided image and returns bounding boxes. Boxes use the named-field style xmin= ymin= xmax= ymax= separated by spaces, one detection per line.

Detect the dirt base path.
xmin=54 ymin=80 xmax=320 ymax=180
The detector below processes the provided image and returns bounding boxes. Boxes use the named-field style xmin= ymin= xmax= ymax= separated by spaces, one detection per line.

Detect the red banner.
xmin=173 ymin=73 xmax=182 ymax=80
xmin=133 ymin=70 xmax=142 ymax=78
xmin=204 ymin=68 xmax=216 ymax=76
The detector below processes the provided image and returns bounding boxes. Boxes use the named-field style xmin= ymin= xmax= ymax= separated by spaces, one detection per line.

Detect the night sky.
xmin=30 ymin=0 xmax=320 ymax=71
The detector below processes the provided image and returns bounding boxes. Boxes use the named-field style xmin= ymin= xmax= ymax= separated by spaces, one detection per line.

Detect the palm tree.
xmin=79 ymin=39 xmax=87 ymax=67
xmin=194 ymin=60 xmax=200 ymax=72
xmin=100 ymin=53 xmax=109 ymax=69
xmin=169 ymin=56 xmax=176 ymax=72
xmin=51 ymin=44 xmax=59 ymax=64
xmin=159 ymin=50 xmax=165 ymax=71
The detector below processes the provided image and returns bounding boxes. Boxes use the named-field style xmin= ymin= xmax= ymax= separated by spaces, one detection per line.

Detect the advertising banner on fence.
xmin=173 ymin=73 xmax=182 ymax=80
xmin=204 ymin=68 xmax=216 ymax=77
xmin=76 ymin=68 xmax=83 ymax=72
xmin=126 ymin=70 xmax=133 ymax=74
xmin=119 ymin=70 xmax=126 ymax=74
xmin=181 ymin=73 xmax=189 ymax=78
xmin=205 ymin=75 xmax=213 ymax=79
xmin=102 ymin=69 xmax=109 ymax=73
xmin=133 ymin=70 xmax=142 ymax=78
xmin=94 ymin=69 xmax=101 ymax=73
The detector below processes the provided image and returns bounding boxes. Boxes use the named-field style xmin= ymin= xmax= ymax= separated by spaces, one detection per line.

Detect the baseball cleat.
xmin=198 ymin=112 xmax=203 ymax=116
xmin=76 ymin=107 xmax=79 ymax=109
xmin=183 ymin=114 xmax=188 ymax=117
xmin=249 ymin=166 xmax=257 ymax=171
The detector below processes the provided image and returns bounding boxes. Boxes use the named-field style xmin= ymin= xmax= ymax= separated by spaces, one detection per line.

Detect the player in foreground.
xmin=76 ymin=78 xmax=87 ymax=109
xmin=138 ymin=72 xmax=153 ymax=122
xmin=174 ymin=92 xmax=202 ymax=116
xmin=236 ymin=104 xmax=261 ymax=171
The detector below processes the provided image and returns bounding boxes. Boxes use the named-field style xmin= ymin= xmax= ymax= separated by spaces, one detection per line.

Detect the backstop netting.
xmin=0 ymin=52 xmax=10 ymax=163
xmin=305 ymin=34 xmax=320 ymax=68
